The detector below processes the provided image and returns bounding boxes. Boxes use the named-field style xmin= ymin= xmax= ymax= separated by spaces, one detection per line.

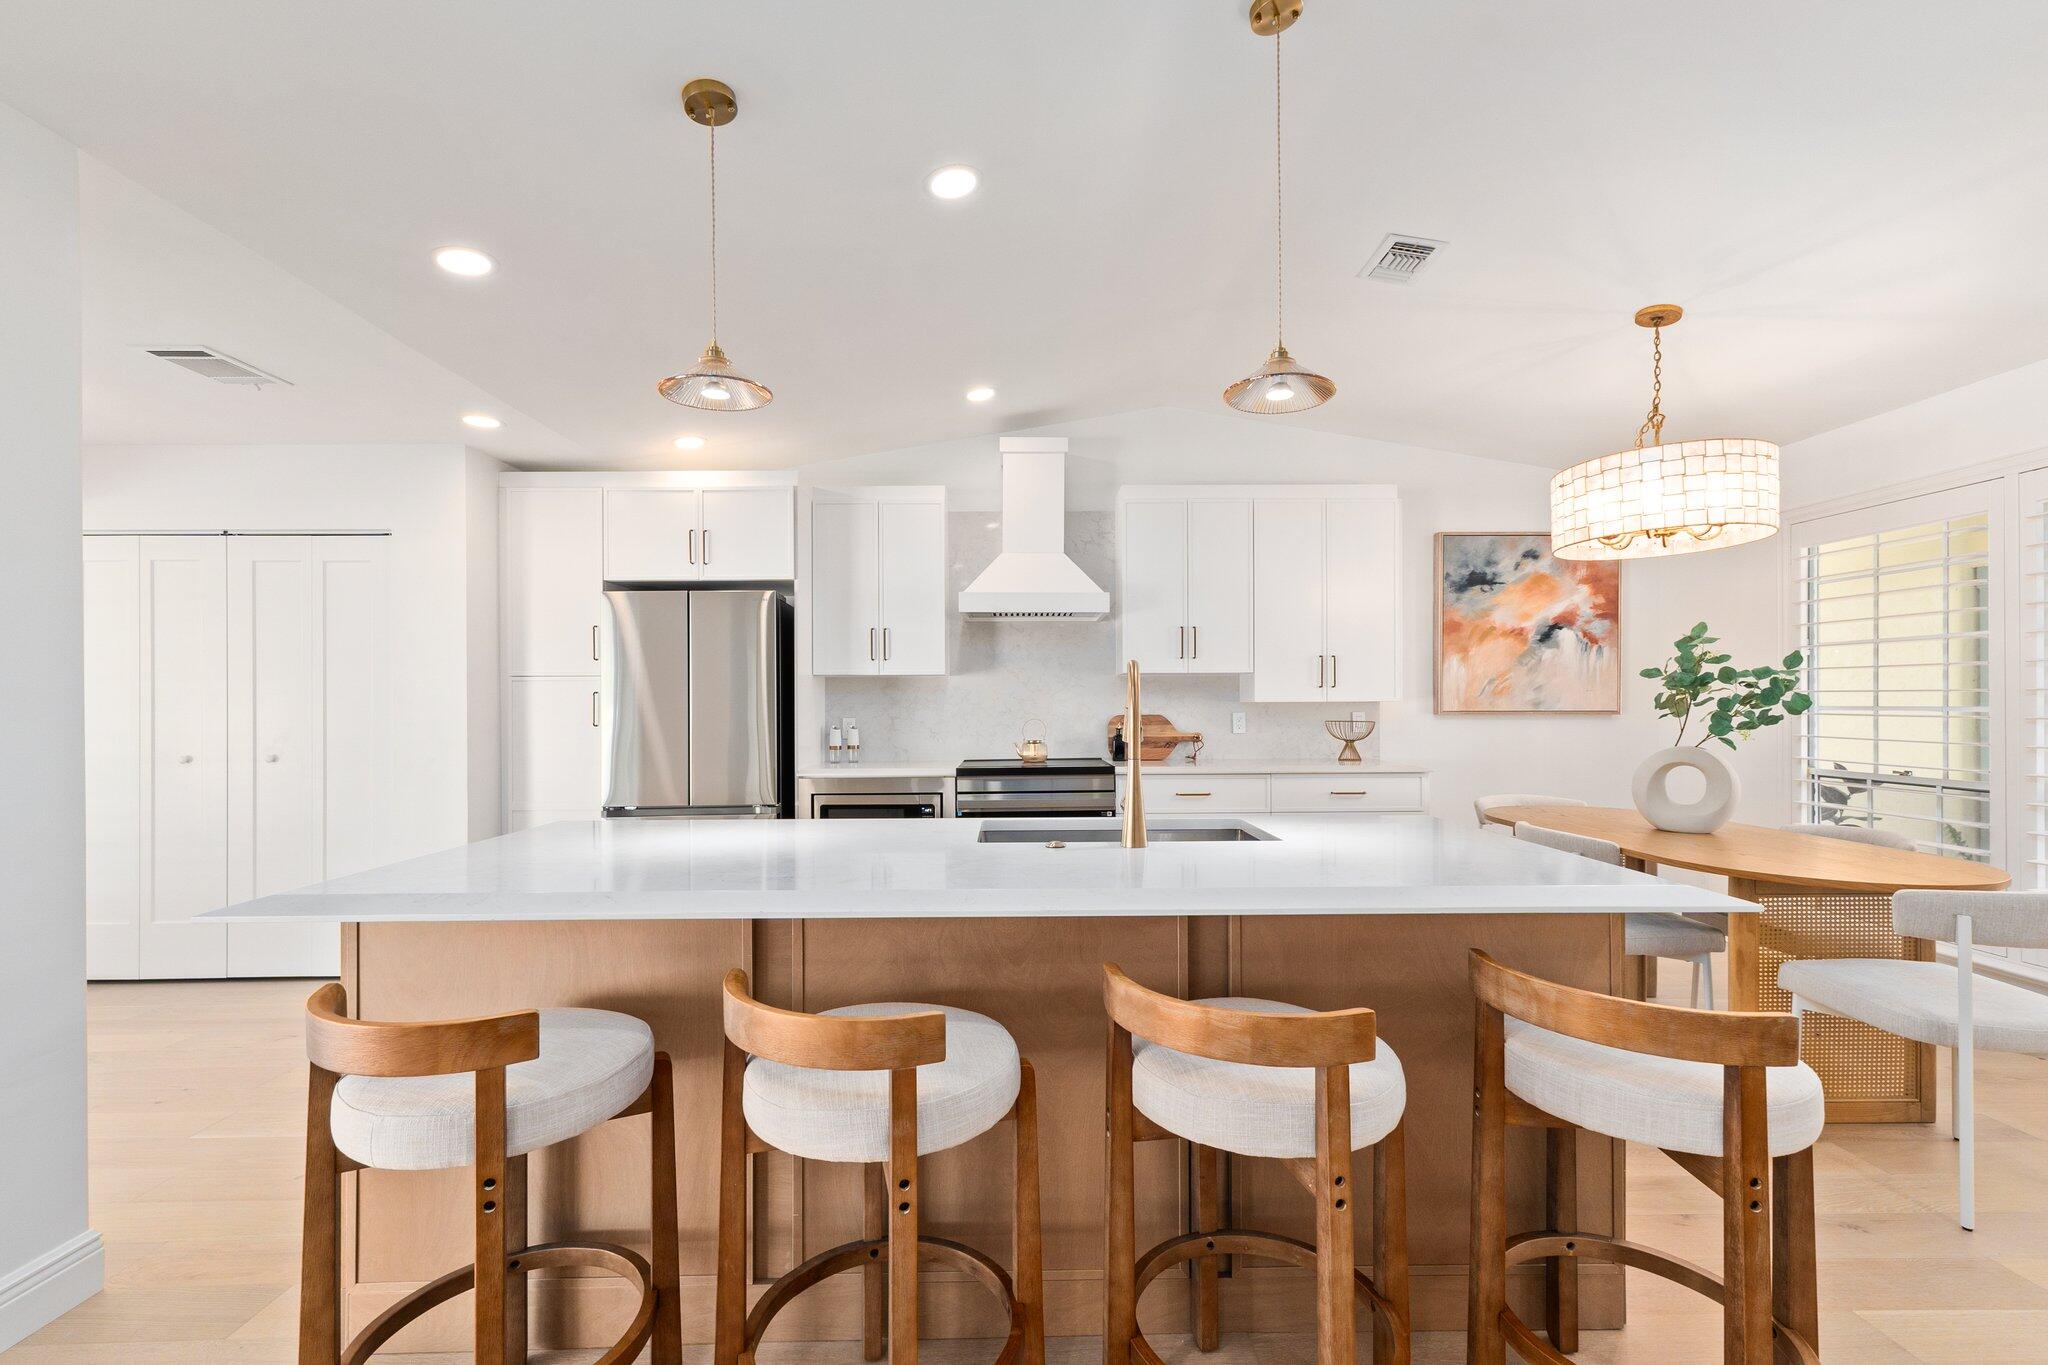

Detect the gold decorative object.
xmin=659 ymin=77 xmax=774 ymax=412
xmin=1224 ymin=2 xmax=1333 ymax=415
xmin=1549 ymin=305 xmax=1778 ymax=561
xmin=1324 ymin=718 xmax=1375 ymax=764
xmin=1121 ymin=661 xmax=1146 ymax=849
xmin=1016 ymin=718 xmax=1049 ymax=764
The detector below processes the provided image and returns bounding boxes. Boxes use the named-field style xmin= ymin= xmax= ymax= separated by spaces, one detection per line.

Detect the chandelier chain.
xmin=1274 ymin=33 xmax=1284 ymax=350
xmin=1634 ymin=324 xmax=1665 ymax=448
xmin=708 ymin=119 xmax=719 ymax=346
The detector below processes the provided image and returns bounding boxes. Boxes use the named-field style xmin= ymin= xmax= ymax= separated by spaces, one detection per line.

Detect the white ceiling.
xmin=7 ymin=1 xmax=2048 ymax=470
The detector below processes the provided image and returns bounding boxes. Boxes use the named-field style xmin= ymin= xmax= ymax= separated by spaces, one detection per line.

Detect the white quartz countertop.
xmin=794 ymin=761 xmax=1429 ymax=779
xmin=797 ymin=763 xmax=957 ymax=779
xmin=204 ymin=814 xmax=1744 ymax=924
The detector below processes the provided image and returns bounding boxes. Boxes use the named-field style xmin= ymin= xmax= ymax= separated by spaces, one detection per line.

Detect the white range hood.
xmin=957 ymin=437 xmax=1110 ymax=620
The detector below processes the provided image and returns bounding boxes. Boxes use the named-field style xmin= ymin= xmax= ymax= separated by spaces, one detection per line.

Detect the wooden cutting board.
xmin=1106 ymin=713 xmax=1202 ymax=763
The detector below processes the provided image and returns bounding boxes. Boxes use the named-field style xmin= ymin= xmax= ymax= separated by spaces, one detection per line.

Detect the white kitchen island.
xmin=209 ymin=814 xmax=1747 ymax=1351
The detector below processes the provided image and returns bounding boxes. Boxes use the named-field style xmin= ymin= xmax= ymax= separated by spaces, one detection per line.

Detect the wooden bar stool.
xmin=715 ymin=969 xmax=1044 ymax=1365
xmin=297 ymin=984 xmax=680 ymax=1364
xmin=1102 ymin=964 xmax=1411 ymax=1365
xmin=1466 ymin=950 xmax=1823 ymax=1365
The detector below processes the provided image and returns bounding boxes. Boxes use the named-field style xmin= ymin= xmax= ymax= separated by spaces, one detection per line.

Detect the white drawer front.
xmin=1270 ymin=774 xmax=1423 ymax=812
xmin=1128 ymin=774 xmax=1270 ymax=813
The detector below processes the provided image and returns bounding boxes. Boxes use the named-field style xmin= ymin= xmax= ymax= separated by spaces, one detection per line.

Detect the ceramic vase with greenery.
xmin=1631 ymin=623 xmax=1811 ymax=833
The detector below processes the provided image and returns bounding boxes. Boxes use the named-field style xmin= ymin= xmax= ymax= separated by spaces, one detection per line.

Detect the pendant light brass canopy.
xmin=660 ymin=78 xmax=774 ymax=412
xmin=1225 ymin=2 xmax=1332 ymax=415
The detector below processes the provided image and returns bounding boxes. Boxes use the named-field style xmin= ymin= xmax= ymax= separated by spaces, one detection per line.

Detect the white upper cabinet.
xmin=1247 ymin=489 xmax=1401 ymax=703
xmin=877 ymin=500 xmax=946 ymax=674
xmin=1117 ymin=494 xmax=1253 ymax=675
xmin=505 ymin=486 xmax=603 ymax=674
xmin=603 ymin=489 xmax=699 ymax=581
xmin=700 ymin=487 xmax=796 ymax=580
xmin=604 ymin=486 xmax=795 ymax=583
xmin=808 ymin=488 xmax=947 ymax=676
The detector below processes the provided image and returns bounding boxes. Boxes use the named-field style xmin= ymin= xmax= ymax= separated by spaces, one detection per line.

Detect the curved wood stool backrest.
xmin=1101 ymin=964 xmax=1410 ymax=1365
xmin=1466 ymin=951 xmax=1818 ymax=1365
xmin=715 ymin=969 xmax=1043 ymax=1365
xmin=297 ymin=984 xmax=680 ymax=1365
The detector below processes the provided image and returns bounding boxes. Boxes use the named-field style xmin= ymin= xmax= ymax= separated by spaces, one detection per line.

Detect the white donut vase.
xmin=1632 ymin=745 xmax=1739 ymax=834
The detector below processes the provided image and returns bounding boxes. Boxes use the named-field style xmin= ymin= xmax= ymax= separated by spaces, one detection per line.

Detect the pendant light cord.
xmin=707 ymin=119 xmax=719 ymax=346
xmin=1274 ymin=32 xmax=1285 ymax=351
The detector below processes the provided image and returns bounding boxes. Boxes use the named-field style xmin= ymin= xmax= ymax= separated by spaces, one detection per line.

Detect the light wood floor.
xmin=8 ymin=975 xmax=2048 ymax=1363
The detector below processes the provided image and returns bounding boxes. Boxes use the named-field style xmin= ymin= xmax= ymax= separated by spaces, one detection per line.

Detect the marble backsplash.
xmin=819 ymin=511 xmax=1380 ymax=766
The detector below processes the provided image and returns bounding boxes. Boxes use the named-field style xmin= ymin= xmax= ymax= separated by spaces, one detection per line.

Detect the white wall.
xmin=80 ymin=443 xmax=504 ymax=861
xmin=801 ymin=407 xmax=1792 ymax=825
xmin=0 ymin=102 xmax=101 ymax=1349
xmin=1784 ymin=355 xmax=2048 ymax=509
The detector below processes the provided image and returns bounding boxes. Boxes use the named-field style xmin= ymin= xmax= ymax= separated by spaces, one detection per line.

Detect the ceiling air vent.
xmin=1359 ymin=234 xmax=1445 ymax=284
xmin=144 ymin=347 xmax=292 ymax=388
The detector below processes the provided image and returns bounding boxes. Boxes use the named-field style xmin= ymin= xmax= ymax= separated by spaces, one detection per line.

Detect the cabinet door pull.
xmin=1317 ymin=655 xmax=1326 ymax=688
xmin=591 ymin=691 xmax=600 ymax=727
xmin=869 ymin=626 xmax=877 ymax=661
xmin=1330 ymin=790 xmax=1369 ymax=797
xmin=1175 ymin=790 xmax=1212 ymax=798
xmin=1191 ymin=625 xmax=1198 ymax=658
xmin=689 ymin=528 xmax=697 ymax=564
xmin=1179 ymin=626 xmax=1185 ymax=659
xmin=703 ymin=529 xmax=711 ymax=564
xmin=592 ymin=624 xmax=600 ymax=661
xmin=1330 ymin=654 xmax=1338 ymax=687
xmin=883 ymin=627 xmax=891 ymax=661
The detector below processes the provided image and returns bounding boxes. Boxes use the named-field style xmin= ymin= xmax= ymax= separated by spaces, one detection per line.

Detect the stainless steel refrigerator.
xmin=601 ymin=588 xmax=791 ymax=817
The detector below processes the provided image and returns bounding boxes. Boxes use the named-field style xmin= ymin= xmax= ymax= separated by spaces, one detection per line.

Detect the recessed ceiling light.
xmin=461 ymin=413 xmax=502 ymax=430
xmin=674 ymin=435 xmax=707 ymax=451
xmin=965 ymin=386 xmax=996 ymax=403
xmin=434 ymin=246 xmax=496 ymax=277
xmin=926 ymin=165 xmax=979 ymax=201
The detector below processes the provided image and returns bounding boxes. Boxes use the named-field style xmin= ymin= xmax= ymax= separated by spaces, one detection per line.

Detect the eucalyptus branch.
xmin=1638 ymin=622 xmax=1811 ymax=751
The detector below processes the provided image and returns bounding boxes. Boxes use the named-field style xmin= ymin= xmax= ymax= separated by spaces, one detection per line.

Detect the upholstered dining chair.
xmin=1513 ymin=821 xmax=1727 ymax=1009
xmin=1780 ymin=889 xmax=2048 ymax=1229
xmin=1473 ymin=792 xmax=1586 ymax=828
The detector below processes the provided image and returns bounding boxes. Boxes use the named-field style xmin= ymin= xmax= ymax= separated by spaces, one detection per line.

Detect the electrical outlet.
xmin=1232 ymin=711 xmax=1246 ymax=734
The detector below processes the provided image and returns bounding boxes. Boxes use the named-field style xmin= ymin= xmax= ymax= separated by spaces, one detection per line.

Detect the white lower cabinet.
xmin=83 ymin=533 xmax=388 ymax=980
xmin=1119 ymin=769 xmax=1427 ymax=816
xmin=1269 ymin=774 xmax=1425 ymax=812
xmin=506 ymin=676 xmax=603 ymax=822
xmin=1143 ymin=775 xmax=1271 ymax=813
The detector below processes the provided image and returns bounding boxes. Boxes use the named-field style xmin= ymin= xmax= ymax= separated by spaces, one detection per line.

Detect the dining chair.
xmin=1473 ymin=793 xmax=1586 ymax=828
xmin=1513 ymin=821 xmax=1726 ymax=1009
xmin=1779 ymin=889 xmax=2048 ymax=1229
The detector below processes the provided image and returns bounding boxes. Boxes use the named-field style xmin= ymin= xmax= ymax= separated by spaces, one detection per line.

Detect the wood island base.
xmin=336 ymin=911 xmax=1630 ymax=1352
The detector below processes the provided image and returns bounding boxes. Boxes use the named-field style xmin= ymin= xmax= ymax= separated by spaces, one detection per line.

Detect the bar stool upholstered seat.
xmin=1130 ymin=997 xmax=1406 ymax=1159
xmin=330 ymin=1007 xmax=655 ymax=1170
xmin=1506 ymin=1017 xmax=1824 ymax=1157
xmin=742 ymin=1002 xmax=1019 ymax=1161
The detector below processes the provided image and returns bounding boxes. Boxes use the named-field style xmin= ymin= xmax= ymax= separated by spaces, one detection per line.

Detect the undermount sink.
xmin=978 ymin=821 xmax=1276 ymax=844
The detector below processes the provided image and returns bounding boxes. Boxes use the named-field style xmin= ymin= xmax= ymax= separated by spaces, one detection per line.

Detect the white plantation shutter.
xmin=1791 ymin=489 xmax=1995 ymax=860
xmin=2022 ymin=472 xmax=2048 ymax=891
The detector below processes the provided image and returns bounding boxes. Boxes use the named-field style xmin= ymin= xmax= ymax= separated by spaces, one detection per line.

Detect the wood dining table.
xmin=1483 ymin=805 xmax=2011 ymax=1123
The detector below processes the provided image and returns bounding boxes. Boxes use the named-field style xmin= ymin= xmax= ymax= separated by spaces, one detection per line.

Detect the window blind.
xmin=1793 ymin=512 xmax=1992 ymax=859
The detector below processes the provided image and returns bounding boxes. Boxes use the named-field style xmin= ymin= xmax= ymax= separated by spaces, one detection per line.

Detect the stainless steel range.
xmin=954 ymin=757 xmax=1117 ymax=819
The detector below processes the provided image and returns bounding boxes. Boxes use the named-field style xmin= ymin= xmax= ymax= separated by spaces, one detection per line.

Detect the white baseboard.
xmin=0 ymin=1230 xmax=104 ymax=1352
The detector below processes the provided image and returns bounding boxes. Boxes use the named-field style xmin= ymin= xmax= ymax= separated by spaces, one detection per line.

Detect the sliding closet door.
xmin=83 ymin=536 xmax=142 ymax=979
xmin=225 ymin=535 xmax=387 ymax=977
xmin=138 ymin=535 xmax=229 ymax=978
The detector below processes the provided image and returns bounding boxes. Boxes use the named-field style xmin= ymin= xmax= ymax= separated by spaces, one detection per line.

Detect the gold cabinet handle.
xmin=1179 ymin=626 xmax=1185 ymax=659
xmin=689 ymin=528 xmax=697 ymax=564
xmin=1317 ymin=654 xmax=1325 ymax=688
xmin=1330 ymin=654 xmax=1338 ymax=687
xmin=592 ymin=624 xmax=600 ymax=661
xmin=1175 ymin=791 xmax=1212 ymax=798
xmin=703 ymin=529 xmax=711 ymax=563
xmin=591 ymin=691 xmax=600 ymax=727
xmin=1330 ymin=790 xmax=1370 ymax=797
xmin=869 ymin=626 xmax=876 ymax=661
xmin=883 ymin=627 xmax=891 ymax=661
xmin=1191 ymin=625 xmax=1198 ymax=658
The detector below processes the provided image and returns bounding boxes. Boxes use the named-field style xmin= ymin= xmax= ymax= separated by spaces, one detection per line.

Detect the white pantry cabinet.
xmin=504 ymin=486 xmax=604 ymax=674
xmin=1117 ymin=494 xmax=1253 ymax=674
xmin=604 ymin=486 xmax=795 ymax=582
xmin=505 ymin=676 xmax=603 ymax=826
xmin=82 ymin=533 xmax=388 ymax=979
xmin=808 ymin=487 xmax=947 ymax=676
xmin=1248 ymin=490 xmax=1400 ymax=702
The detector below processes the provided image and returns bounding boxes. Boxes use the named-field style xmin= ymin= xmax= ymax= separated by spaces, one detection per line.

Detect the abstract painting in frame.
xmin=1434 ymin=532 xmax=1621 ymax=714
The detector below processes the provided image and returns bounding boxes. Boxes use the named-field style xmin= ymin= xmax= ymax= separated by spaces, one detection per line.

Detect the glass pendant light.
xmin=659 ymin=78 xmax=773 ymax=412
xmin=1550 ymin=305 xmax=1779 ymax=561
xmin=1225 ymin=0 xmax=1334 ymax=415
